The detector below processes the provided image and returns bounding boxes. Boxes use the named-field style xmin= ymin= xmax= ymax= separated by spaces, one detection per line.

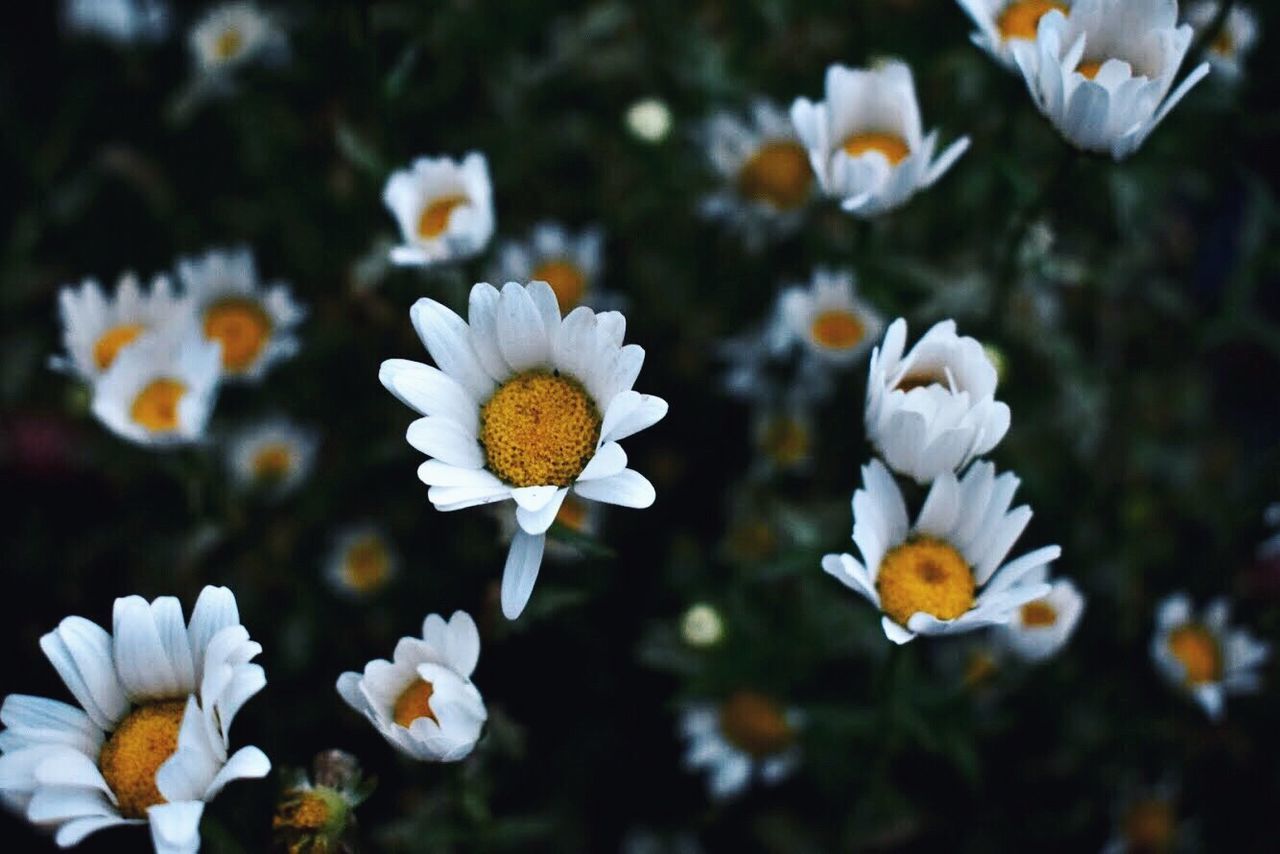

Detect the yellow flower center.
xmin=392 ymin=679 xmax=437 ymax=728
xmin=98 ymin=699 xmax=187 ymax=819
xmin=1212 ymin=30 xmax=1235 ymax=57
xmin=736 ymin=140 xmax=812 ymax=210
xmin=1168 ymin=624 xmax=1221 ymax=686
xmin=1077 ymin=60 xmax=1105 ymax=79
xmin=416 ymin=194 xmax=469 ymax=240
xmin=130 ymin=378 xmax=187 ymax=433
xmin=1123 ymin=798 xmax=1175 ymax=853
xmin=532 ymin=259 xmax=588 ymax=311
xmin=93 ymin=324 xmax=145 ymax=371
xmin=997 ymin=0 xmax=1067 ymax=41
xmin=215 ymin=27 xmax=244 ymax=61
xmin=718 ymin=691 xmax=793 ymax=758
xmin=480 ymin=370 xmax=601 ymax=488
xmin=895 ymin=369 xmax=947 ymax=393
xmin=251 ymin=442 xmax=294 ymax=481
xmin=876 ymin=538 xmax=975 ymax=627
xmin=810 ymin=309 xmax=866 ymax=350
xmin=1021 ymin=600 xmax=1058 ymax=627
xmin=841 ymin=133 xmax=910 ymax=165
xmin=759 ymin=415 xmax=810 ymax=466
xmin=554 ymin=495 xmax=590 ymax=532
xmin=342 ymin=536 xmax=390 ymax=593
xmin=204 ymin=297 xmax=273 ymax=374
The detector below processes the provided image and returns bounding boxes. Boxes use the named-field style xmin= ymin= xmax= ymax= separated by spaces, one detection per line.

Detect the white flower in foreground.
xmin=383 ymin=153 xmax=494 ymax=267
xmin=63 ymin=0 xmax=169 ymax=43
xmin=865 ymin=318 xmax=1011 ymax=485
xmin=1151 ymin=592 xmax=1270 ymax=721
xmin=823 ymin=459 xmax=1057 ymax=644
xmin=52 ymin=273 xmax=189 ymax=383
xmin=1010 ymin=0 xmax=1210 ymax=160
xmin=778 ymin=268 xmax=883 ymax=366
xmin=955 ymin=0 xmax=1073 ymax=68
xmin=490 ymin=222 xmax=610 ymax=312
xmin=190 ymin=2 xmax=286 ymax=76
xmin=380 ymin=280 xmax=668 ymax=619
xmin=336 ymin=612 xmax=486 ymax=762
xmin=224 ymin=417 xmax=318 ymax=497
xmin=681 ymin=692 xmax=800 ymax=799
xmin=790 ymin=61 xmax=970 ymax=218
xmin=995 ymin=569 xmax=1085 ymax=662
xmin=625 ymin=98 xmax=672 ymax=143
xmin=177 ymin=247 xmax=305 ymax=382
xmin=0 ymin=586 xmax=268 ymax=852
xmin=323 ymin=525 xmax=398 ymax=599
xmin=1187 ymin=2 xmax=1258 ymax=80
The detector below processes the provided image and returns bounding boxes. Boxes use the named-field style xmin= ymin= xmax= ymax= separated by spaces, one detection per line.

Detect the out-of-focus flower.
xmin=995 ymin=569 xmax=1085 ymax=662
xmin=379 ymin=281 xmax=667 ymax=619
xmin=1150 ymin=592 xmax=1270 ymax=720
xmin=955 ymin=0 xmax=1074 ymax=68
xmin=1259 ymin=503 xmax=1280 ymax=559
xmin=324 ymin=525 xmax=398 ymax=599
xmin=382 ymin=153 xmax=494 ymax=267
xmin=336 ymin=611 xmax=487 ymax=762
xmin=1010 ymin=0 xmax=1209 ymax=160
xmin=1188 ymin=2 xmax=1259 ymax=80
xmin=625 ymin=98 xmax=672 ymax=143
xmin=272 ymin=749 xmax=373 ymax=854
xmin=62 ymin=0 xmax=169 ymax=44
xmin=490 ymin=222 xmax=610 ymax=312
xmin=0 ymin=586 xmax=269 ymax=852
xmin=680 ymin=603 xmax=724 ymax=647
xmin=1101 ymin=783 xmax=1182 ymax=854
xmin=225 ymin=417 xmax=319 ymax=498
xmin=680 ymin=692 xmax=801 ymax=799
xmin=790 ymin=61 xmax=970 ymax=218
xmin=177 ymin=247 xmax=305 ymax=382
xmin=190 ymin=2 xmax=286 ymax=76
xmin=751 ymin=403 xmax=814 ymax=474
xmin=823 ymin=459 xmax=1057 ymax=644
xmin=778 ymin=268 xmax=883 ymax=367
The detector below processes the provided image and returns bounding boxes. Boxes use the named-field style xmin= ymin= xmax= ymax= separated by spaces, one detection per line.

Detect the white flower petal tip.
xmin=501 ymin=531 xmax=547 ymax=619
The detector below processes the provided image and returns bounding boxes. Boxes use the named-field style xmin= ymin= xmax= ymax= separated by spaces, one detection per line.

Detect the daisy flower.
xmin=490 ymin=222 xmax=611 ymax=312
xmin=177 ymin=247 xmax=305 ymax=382
xmin=680 ymin=692 xmax=801 ymax=800
xmin=272 ymin=750 xmax=372 ymax=854
xmin=995 ymin=568 xmax=1085 ymax=662
xmin=778 ymin=268 xmax=882 ymax=367
xmin=189 ymin=2 xmax=286 ymax=77
xmin=336 ymin=611 xmax=487 ymax=762
xmin=823 ymin=458 xmax=1057 ymax=644
xmin=0 ymin=586 xmax=269 ymax=851
xmin=1009 ymin=0 xmax=1210 ymax=160
xmin=955 ymin=0 xmax=1074 ymax=68
xmin=789 ymin=61 xmax=970 ymax=218
xmin=865 ymin=318 xmax=1011 ymax=485
xmin=1151 ymin=592 xmax=1270 ymax=721
xmin=324 ymin=525 xmax=398 ymax=599
xmin=383 ymin=153 xmax=495 ymax=267
xmin=1187 ymin=2 xmax=1259 ymax=80
xmin=224 ymin=417 xmax=319 ymax=497
xmin=62 ymin=0 xmax=169 ymax=43
xmin=379 ymin=280 xmax=668 ymax=619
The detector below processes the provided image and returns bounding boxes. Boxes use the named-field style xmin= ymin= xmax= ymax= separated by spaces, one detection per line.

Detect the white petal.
xmin=511 ymin=485 xmax=561 ymax=512
xmin=577 ymin=442 xmax=627 ymax=481
xmin=599 ymin=392 xmax=668 ymax=444
xmin=410 ymin=298 xmax=495 ymax=401
xmin=186 ymin=586 xmax=239 ymax=686
xmin=150 ymin=597 xmax=196 ymax=696
xmin=516 ymin=488 xmax=569 ymax=535
xmin=572 ymin=469 xmax=655 ymax=508
xmin=379 ymin=359 xmax=479 ymax=434
xmin=113 ymin=596 xmax=182 ymax=701
xmin=40 ymin=618 xmax=129 ymax=731
xmin=27 ymin=787 xmax=116 ymax=822
xmin=881 ymin=617 xmax=917 ymax=645
xmin=501 ymin=531 xmax=546 ymax=620
xmin=406 ymin=417 xmax=485 ymax=469
xmin=202 ymin=745 xmax=270 ymax=800
xmin=55 ymin=815 xmax=133 ymax=847
xmin=148 ymin=800 xmax=204 ymax=854
xmin=496 ymin=282 xmax=552 ymax=372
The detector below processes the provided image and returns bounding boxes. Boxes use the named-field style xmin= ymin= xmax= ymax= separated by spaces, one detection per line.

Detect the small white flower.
xmin=383 ymin=153 xmax=495 ymax=267
xmin=190 ymin=2 xmax=286 ymax=75
xmin=1151 ymin=592 xmax=1270 ymax=721
xmin=224 ymin=417 xmax=319 ymax=497
xmin=1010 ymin=0 xmax=1210 ymax=160
xmin=625 ymin=98 xmax=672 ymax=143
xmin=680 ymin=693 xmax=801 ymax=799
xmin=865 ymin=318 xmax=1011 ymax=485
xmin=323 ymin=525 xmax=398 ymax=599
xmin=778 ymin=268 xmax=883 ymax=367
xmin=790 ymin=61 xmax=970 ymax=218
xmin=489 ymin=222 xmax=611 ymax=312
xmin=0 ymin=586 xmax=269 ymax=852
xmin=823 ymin=458 xmax=1057 ymax=644
xmin=336 ymin=612 xmax=487 ymax=762
xmin=955 ymin=0 xmax=1075 ymax=68
xmin=995 ymin=568 xmax=1085 ymax=662
xmin=63 ymin=0 xmax=169 ymax=43
xmin=1187 ymin=2 xmax=1259 ymax=80
xmin=680 ymin=604 xmax=724 ymax=648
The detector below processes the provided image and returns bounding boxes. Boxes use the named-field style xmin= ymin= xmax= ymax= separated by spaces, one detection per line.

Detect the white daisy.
xmin=189 ymin=2 xmax=286 ymax=76
xmin=489 ymin=222 xmax=610 ymax=312
xmin=63 ymin=0 xmax=169 ymax=43
xmin=864 ymin=318 xmax=1011 ymax=485
xmin=383 ymin=153 xmax=495 ymax=267
xmin=224 ymin=417 xmax=319 ymax=497
xmin=955 ymin=0 xmax=1074 ymax=68
xmin=177 ymin=247 xmax=305 ymax=382
xmin=680 ymin=692 xmax=801 ymax=800
xmin=336 ymin=611 xmax=486 ymax=762
xmin=379 ymin=280 xmax=668 ymax=619
xmin=323 ymin=525 xmax=398 ymax=599
xmin=0 ymin=586 xmax=269 ymax=852
xmin=1187 ymin=2 xmax=1259 ymax=80
xmin=823 ymin=458 xmax=1058 ymax=645
xmin=1151 ymin=592 xmax=1270 ymax=721
xmin=789 ymin=61 xmax=970 ymax=218
xmin=1009 ymin=0 xmax=1210 ymax=160
xmin=995 ymin=568 xmax=1085 ymax=662
xmin=778 ymin=268 xmax=883 ymax=367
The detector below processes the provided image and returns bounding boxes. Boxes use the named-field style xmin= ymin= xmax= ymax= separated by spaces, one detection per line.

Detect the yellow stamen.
xmin=215 ymin=27 xmax=243 ymax=61
xmin=93 ymin=324 xmax=145 ymax=370
xmin=895 ymin=370 xmax=946 ymax=393
xmin=1077 ymin=60 xmax=1104 ymax=80
xmin=736 ymin=141 xmax=812 ymax=210
xmin=1021 ymin=600 xmax=1058 ymax=627
xmin=273 ymin=790 xmax=334 ymax=833
xmin=342 ymin=536 xmax=390 ymax=593
xmin=841 ymin=133 xmax=910 ymax=165
xmin=204 ymin=297 xmax=272 ymax=374
xmin=759 ymin=415 xmax=810 ymax=466
xmin=251 ymin=442 xmax=293 ymax=481
xmin=1168 ymin=624 xmax=1221 ymax=685
xmin=130 ymin=378 xmax=187 ymax=433
xmin=392 ymin=679 xmax=437 ymax=728
xmin=997 ymin=0 xmax=1068 ymax=41
xmin=98 ymin=700 xmax=186 ymax=819
xmin=718 ymin=691 xmax=793 ymax=758
xmin=810 ymin=309 xmax=866 ymax=350
xmin=876 ymin=538 xmax=975 ymax=627
xmin=416 ymin=195 xmax=469 ymax=240
xmin=480 ymin=370 xmax=601 ymax=488
xmin=532 ymin=259 xmax=588 ymax=311
xmin=1212 ymin=31 xmax=1235 ymax=57
xmin=1123 ymin=798 xmax=1175 ymax=853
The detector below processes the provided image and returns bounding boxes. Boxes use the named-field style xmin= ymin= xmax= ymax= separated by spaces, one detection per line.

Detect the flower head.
xmin=955 ymin=0 xmax=1075 ymax=67
xmin=680 ymin=692 xmax=801 ymax=799
xmin=996 ymin=569 xmax=1085 ymax=661
xmin=383 ymin=153 xmax=495 ymax=267
xmin=324 ymin=525 xmax=398 ymax=599
xmin=190 ymin=2 xmax=286 ymax=76
xmin=778 ymin=268 xmax=883 ymax=366
xmin=225 ymin=417 xmax=319 ymax=497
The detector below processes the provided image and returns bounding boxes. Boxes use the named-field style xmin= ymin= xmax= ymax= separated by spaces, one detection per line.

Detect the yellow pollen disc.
xmin=342 ymin=536 xmax=390 ymax=593
xmin=736 ymin=140 xmax=812 ymax=210
xmin=718 ymin=691 xmax=793 ymax=758
xmin=252 ymin=442 xmax=293 ymax=480
xmin=1077 ymin=60 xmax=1104 ymax=80
xmin=130 ymin=378 xmax=187 ymax=433
xmin=392 ymin=679 xmax=437 ymax=728
xmin=997 ymin=0 xmax=1067 ymax=41
xmin=1123 ymin=799 xmax=1175 ymax=852
xmin=215 ymin=27 xmax=244 ymax=60
xmin=876 ymin=538 xmax=976 ymax=627
xmin=204 ymin=297 xmax=273 ymax=374
xmin=93 ymin=324 xmax=145 ymax=370
xmin=895 ymin=369 xmax=947 ymax=393
xmin=480 ymin=370 xmax=601 ymax=488
xmin=759 ymin=416 xmax=810 ymax=466
xmin=555 ymin=495 xmax=590 ymax=532
xmin=841 ymin=133 xmax=910 ymax=165
xmin=532 ymin=259 xmax=588 ymax=311
xmin=98 ymin=699 xmax=186 ymax=819
xmin=810 ymin=309 xmax=866 ymax=350
xmin=416 ymin=194 xmax=469 ymax=240
xmin=1167 ymin=625 xmax=1221 ymax=685
xmin=1021 ymin=600 xmax=1058 ymax=627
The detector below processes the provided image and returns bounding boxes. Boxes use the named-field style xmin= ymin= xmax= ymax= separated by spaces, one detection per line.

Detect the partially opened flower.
xmin=777 ymin=268 xmax=882 ymax=367
xmin=52 ymin=272 xmax=189 ymax=382
xmin=680 ymin=692 xmax=801 ymax=800
xmin=490 ymin=222 xmax=609 ymax=312
xmin=336 ymin=612 xmax=486 ymax=762
xmin=823 ymin=459 xmax=1057 ymax=644
xmin=224 ymin=417 xmax=319 ymax=497
xmin=790 ymin=61 xmax=970 ymax=218
xmin=379 ymin=280 xmax=667 ymax=618
xmin=383 ymin=153 xmax=494 ymax=267
xmin=955 ymin=0 xmax=1073 ymax=67
xmin=1010 ymin=0 xmax=1210 ymax=160
xmin=1187 ymin=2 xmax=1258 ymax=80
xmin=190 ymin=2 xmax=286 ymax=77
xmin=1151 ymin=592 xmax=1270 ymax=720
xmin=996 ymin=569 xmax=1085 ymax=662
xmin=0 ymin=586 xmax=269 ymax=852
xmin=324 ymin=525 xmax=398 ymax=599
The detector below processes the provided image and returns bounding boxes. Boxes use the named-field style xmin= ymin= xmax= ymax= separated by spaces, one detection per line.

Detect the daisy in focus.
xmin=955 ymin=0 xmax=1073 ymax=68
xmin=490 ymin=222 xmax=611 ymax=312
xmin=995 ymin=569 xmax=1085 ymax=662
xmin=777 ymin=268 xmax=883 ymax=368
xmin=789 ymin=61 xmax=970 ymax=218
xmin=63 ymin=0 xmax=170 ymax=44
xmin=0 ymin=586 xmax=269 ymax=852
xmin=379 ymin=280 xmax=668 ymax=619
xmin=336 ymin=611 xmax=487 ymax=762
xmin=823 ymin=459 xmax=1057 ymax=644
xmin=1187 ymin=2 xmax=1259 ymax=80
xmin=224 ymin=417 xmax=319 ymax=497
xmin=1150 ymin=592 xmax=1270 ymax=720
xmin=383 ymin=153 xmax=495 ymax=267
xmin=324 ymin=525 xmax=398 ymax=599
xmin=52 ymin=272 xmax=189 ymax=382
xmin=680 ymin=691 xmax=801 ymax=800
xmin=189 ymin=1 xmax=286 ymax=78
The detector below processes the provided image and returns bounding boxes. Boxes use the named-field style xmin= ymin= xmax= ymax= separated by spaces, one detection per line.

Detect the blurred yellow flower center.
xmin=736 ymin=140 xmax=812 ymax=210
xmin=841 ymin=133 xmax=910 ymax=165
xmin=215 ymin=27 xmax=244 ymax=60
xmin=93 ymin=324 xmax=145 ymax=370
xmin=1021 ymin=600 xmax=1058 ymax=627
xmin=416 ymin=195 xmax=468 ymax=240
xmin=480 ymin=370 xmax=601 ymax=488
xmin=895 ymin=369 xmax=947 ymax=393
xmin=1123 ymin=798 xmax=1175 ymax=853
xmin=810 ymin=309 xmax=866 ymax=350
xmin=759 ymin=415 xmax=810 ymax=466
xmin=130 ymin=378 xmax=187 ymax=433
xmin=342 ymin=536 xmax=390 ymax=593
xmin=1168 ymin=625 xmax=1221 ymax=685
xmin=532 ymin=259 xmax=588 ymax=310
xmin=876 ymin=538 xmax=975 ymax=627
xmin=718 ymin=691 xmax=793 ymax=758
xmin=98 ymin=699 xmax=186 ymax=819
xmin=393 ymin=679 xmax=437 ymax=728
xmin=555 ymin=495 xmax=590 ymax=532
xmin=273 ymin=790 xmax=334 ymax=833
xmin=252 ymin=442 xmax=294 ymax=480
xmin=997 ymin=0 xmax=1067 ymax=41
xmin=1212 ymin=31 xmax=1235 ymax=57
xmin=1077 ymin=60 xmax=1104 ymax=79
xmin=204 ymin=297 xmax=272 ymax=374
